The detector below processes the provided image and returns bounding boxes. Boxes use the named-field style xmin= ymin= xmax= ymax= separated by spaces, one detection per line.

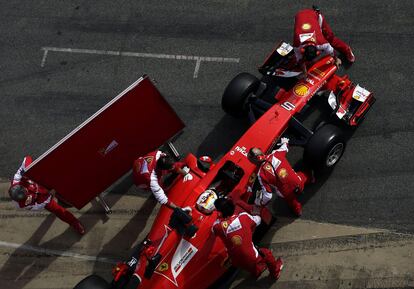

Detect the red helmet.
xmin=199 ymin=156 xmax=212 ymax=163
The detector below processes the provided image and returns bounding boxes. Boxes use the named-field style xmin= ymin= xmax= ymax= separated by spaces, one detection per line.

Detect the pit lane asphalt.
xmin=0 ymin=1 xmax=413 ymax=288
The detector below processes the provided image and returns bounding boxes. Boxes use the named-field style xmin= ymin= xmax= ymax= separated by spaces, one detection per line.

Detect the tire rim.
xmin=326 ymin=143 xmax=344 ymax=167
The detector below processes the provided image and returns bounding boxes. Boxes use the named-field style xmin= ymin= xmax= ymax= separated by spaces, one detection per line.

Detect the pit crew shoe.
xmin=72 ymin=221 xmax=85 ymax=235
xmin=346 ymin=48 xmax=355 ymax=63
xmin=291 ymin=200 xmax=302 ymax=217
xmin=271 ymin=257 xmax=284 ymax=280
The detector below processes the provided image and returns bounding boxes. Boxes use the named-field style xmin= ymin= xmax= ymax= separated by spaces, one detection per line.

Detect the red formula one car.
xmin=73 ymin=42 xmax=375 ymax=289
xmin=73 ymin=81 xmax=280 ymax=289
xmin=222 ymin=41 xmax=375 ymax=170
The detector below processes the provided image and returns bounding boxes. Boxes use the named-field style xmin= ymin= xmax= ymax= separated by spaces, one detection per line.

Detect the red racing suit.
xmin=10 ymin=156 xmax=80 ymax=227
xmin=132 ymin=150 xmax=183 ymax=205
xmin=256 ymin=143 xmax=310 ymax=215
xmin=212 ymin=212 xmax=279 ymax=278
xmin=293 ymin=8 xmax=353 ymax=62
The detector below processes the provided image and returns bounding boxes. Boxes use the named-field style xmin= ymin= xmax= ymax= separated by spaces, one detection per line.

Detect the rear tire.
xmin=222 ymin=72 xmax=259 ymax=118
xmin=73 ymin=275 xmax=109 ymax=289
xmin=304 ymin=124 xmax=346 ymax=171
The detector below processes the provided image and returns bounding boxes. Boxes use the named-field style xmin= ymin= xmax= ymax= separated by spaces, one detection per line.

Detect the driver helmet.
xmin=247 ymin=147 xmax=265 ymax=165
xmin=196 ymin=189 xmax=218 ymax=215
xmin=8 ymin=185 xmax=28 ymax=202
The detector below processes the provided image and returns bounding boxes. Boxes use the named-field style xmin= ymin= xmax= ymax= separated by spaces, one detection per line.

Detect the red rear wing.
xmin=25 ymin=76 xmax=185 ymax=209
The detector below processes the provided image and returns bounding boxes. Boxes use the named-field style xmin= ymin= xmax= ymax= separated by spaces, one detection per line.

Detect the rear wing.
xmin=25 ymin=75 xmax=185 ymax=209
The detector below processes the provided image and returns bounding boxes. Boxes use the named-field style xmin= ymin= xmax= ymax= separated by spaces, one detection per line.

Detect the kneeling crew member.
xmin=248 ymin=138 xmax=313 ymax=216
xmin=212 ymin=198 xmax=283 ymax=279
xmin=133 ymin=150 xmax=193 ymax=210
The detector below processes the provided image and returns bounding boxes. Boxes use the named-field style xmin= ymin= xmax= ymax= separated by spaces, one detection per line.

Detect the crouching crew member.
xmin=133 ymin=150 xmax=193 ymax=211
xmin=248 ymin=138 xmax=313 ymax=216
xmin=8 ymin=156 xmax=85 ymax=235
xmin=212 ymin=198 xmax=284 ymax=279
xmin=293 ymin=6 xmax=355 ymax=66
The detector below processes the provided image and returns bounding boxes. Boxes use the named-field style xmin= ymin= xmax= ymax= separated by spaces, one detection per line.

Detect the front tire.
xmin=304 ymin=124 xmax=346 ymax=171
xmin=222 ymin=72 xmax=259 ymax=118
xmin=73 ymin=275 xmax=109 ymax=289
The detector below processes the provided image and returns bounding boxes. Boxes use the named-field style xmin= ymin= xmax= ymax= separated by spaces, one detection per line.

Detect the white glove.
xmin=335 ymin=57 xmax=342 ymax=67
xmin=280 ymin=137 xmax=289 ymax=145
xmin=183 ymin=173 xmax=193 ymax=182
xmin=182 ymin=206 xmax=192 ymax=213
xmin=182 ymin=166 xmax=190 ymax=174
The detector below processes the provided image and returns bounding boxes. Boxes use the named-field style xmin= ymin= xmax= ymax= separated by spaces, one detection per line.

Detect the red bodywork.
xmin=130 ymin=56 xmax=359 ymax=289
xmin=25 ymin=76 xmax=184 ymax=209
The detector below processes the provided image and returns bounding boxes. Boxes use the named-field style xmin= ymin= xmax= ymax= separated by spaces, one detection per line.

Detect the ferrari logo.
xmin=293 ymin=83 xmax=309 ymax=97
xmin=263 ymin=164 xmax=275 ymax=176
xmin=144 ymin=156 xmax=154 ymax=164
xmin=278 ymin=168 xmax=288 ymax=179
xmin=231 ymin=235 xmax=242 ymax=246
xmin=157 ymin=262 xmax=169 ymax=272
xmin=302 ymin=23 xmax=311 ymax=30
xmin=222 ymin=221 xmax=228 ymax=229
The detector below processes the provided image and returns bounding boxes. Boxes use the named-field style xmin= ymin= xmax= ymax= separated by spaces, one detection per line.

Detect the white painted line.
xmin=193 ymin=57 xmax=202 ymax=78
xmin=40 ymin=49 xmax=48 ymax=68
xmin=0 ymin=240 xmax=116 ymax=264
xmin=40 ymin=47 xmax=240 ymax=78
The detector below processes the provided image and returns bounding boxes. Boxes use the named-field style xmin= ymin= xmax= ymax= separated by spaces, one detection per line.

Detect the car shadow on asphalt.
xmin=196 ymin=114 xmax=250 ymax=160
xmin=91 ymin=194 xmax=157 ymax=276
xmin=0 ymin=174 xmax=135 ymax=289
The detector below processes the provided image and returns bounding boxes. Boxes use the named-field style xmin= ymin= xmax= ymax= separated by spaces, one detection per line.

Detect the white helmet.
xmin=196 ymin=189 xmax=218 ymax=215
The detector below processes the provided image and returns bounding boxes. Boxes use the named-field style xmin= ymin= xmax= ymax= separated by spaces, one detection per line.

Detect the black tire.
xmin=304 ymin=124 xmax=346 ymax=171
xmin=73 ymin=275 xmax=110 ymax=289
xmin=222 ymin=72 xmax=259 ymax=118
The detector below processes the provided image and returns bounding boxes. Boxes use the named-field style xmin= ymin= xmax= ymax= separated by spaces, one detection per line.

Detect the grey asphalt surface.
xmin=0 ymin=0 xmax=413 ymax=288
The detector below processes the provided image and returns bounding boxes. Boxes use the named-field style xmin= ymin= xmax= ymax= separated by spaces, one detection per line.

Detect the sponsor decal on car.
xmin=293 ymin=83 xmax=309 ymax=97
xmin=157 ymin=262 xmax=169 ymax=272
xmin=172 ymin=241 xmax=197 ymax=278
xmin=352 ymin=84 xmax=370 ymax=102
xmin=234 ymin=146 xmax=248 ymax=157
xmin=154 ymin=239 xmax=199 ymax=287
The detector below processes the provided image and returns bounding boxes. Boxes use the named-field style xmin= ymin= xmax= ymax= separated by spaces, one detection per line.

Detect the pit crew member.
xmin=8 ymin=156 xmax=85 ymax=235
xmin=293 ymin=6 xmax=355 ymax=66
xmin=247 ymin=138 xmax=313 ymax=216
xmin=212 ymin=197 xmax=283 ymax=279
xmin=133 ymin=150 xmax=193 ymax=211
